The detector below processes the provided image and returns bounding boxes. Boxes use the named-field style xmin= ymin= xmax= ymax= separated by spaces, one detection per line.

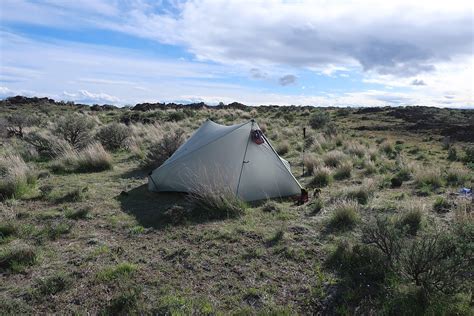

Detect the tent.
xmin=148 ymin=119 xmax=302 ymax=201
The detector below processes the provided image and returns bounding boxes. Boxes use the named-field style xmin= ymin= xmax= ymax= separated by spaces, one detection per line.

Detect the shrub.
xmin=328 ymin=199 xmax=360 ymax=230
xmin=35 ymin=272 xmax=71 ymax=296
xmin=24 ymin=130 xmax=72 ymax=159
xmin=309 ymin=111 xmax=331 ymax=129
xmin=462 ymin=145 xmax=474 ymax=163
xmin=96 ymin=123 xmax=130 ymax=151
xmin=433 ymin=196 xmax=451 ymax=213
xmin=51 ymin=142 xmax=113 ymax=173
xmin=333 ymin=161 xmax=352 ymax=180
xmin=41 ymin=221 xmax=73 ymax=240
xmin=398 ymin=205 xmax=424 ymax=235
xmin=5 ymin=113 xmax=38 ymax=138
xmin=97 ymin=262 xmax=138 ymax=282
xmin=323 ymin=150 xmax=346 ymax=167
xmin=54 ymin=113 xmax=95 ymax=149
xmin=276 ymin=140 xmax=290 ymax=156
xmin=362 ymin=216 xmax=402 ymax=265
xmin=363 ymin=159 xmax=377 ymax=175
xmin=142 ymin=130 xmax=185 ymax=170
xmin=0 ymin=242 xmax=36 ymax=271
xmin=310 ymin=167 xmax=332 ymax=187
xmin=345 ymin=142 xmax=366 ymax=158
xmin=0 ymin=154 xmax=37 ymax=201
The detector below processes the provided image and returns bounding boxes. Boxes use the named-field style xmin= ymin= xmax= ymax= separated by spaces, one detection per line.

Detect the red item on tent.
xmin=251 ymin=130 xmax=265 ymax=145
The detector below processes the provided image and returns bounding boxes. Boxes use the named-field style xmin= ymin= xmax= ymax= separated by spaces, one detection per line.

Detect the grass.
xmin=96 ymin=262 xmax=138 ymax=282
xmin=333 ymin=161 xmax=352 ymax=180
xmin=0 ymin=102 xmax=472 ymax=314
xmin=328 ymin=199 xmax=360 ymax=230
xmin=0 ymin=242 xmax=36 ymax=272
xmin=51 ymin=142 xmax=113 ymax=173
xmin=414 ymin=166 xmax=443 ymax=190
xmin=0 ymin=154 xmax=37 ymax=200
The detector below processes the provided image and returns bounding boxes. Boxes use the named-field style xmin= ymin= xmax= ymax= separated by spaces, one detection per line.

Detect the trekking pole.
xmin=302 ymin=127 xmax=306 ymax=177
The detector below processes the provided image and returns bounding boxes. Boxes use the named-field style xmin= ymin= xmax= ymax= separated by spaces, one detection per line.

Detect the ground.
xmin=0 ymin=101 xmax=473 ymax=315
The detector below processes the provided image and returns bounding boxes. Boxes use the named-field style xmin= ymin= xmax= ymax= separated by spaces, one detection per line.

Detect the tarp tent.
xmin=148 ymin=119 xmax=302 ymax=201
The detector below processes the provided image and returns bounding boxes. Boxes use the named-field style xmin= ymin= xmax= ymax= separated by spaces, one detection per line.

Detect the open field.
xmin=1 ymin=97 xmax=473 ymax=315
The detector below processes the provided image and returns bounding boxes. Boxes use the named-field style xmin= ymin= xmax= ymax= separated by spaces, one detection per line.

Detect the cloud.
xmin=279 ymin=74 xmax=297 ymax=86
xmin=250 ymin=68 xmax=267 ymax=79
xmin=62 ymin=90 xmax=120 ymax=103
xmin=411 ymin=79 xmax=426 ymax=86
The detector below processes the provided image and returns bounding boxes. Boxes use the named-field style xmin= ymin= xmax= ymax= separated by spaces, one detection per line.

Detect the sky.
xmin=0 ymin=0 xmax=473 ymax=107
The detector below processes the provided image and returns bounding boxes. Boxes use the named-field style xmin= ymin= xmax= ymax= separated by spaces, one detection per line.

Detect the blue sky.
xmin=0 ymin=0 xmax=472 ymax=107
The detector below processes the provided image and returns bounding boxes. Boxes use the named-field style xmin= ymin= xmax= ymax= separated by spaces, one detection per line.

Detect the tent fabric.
xmin=148 ymin=119 xmax=302 ymax=201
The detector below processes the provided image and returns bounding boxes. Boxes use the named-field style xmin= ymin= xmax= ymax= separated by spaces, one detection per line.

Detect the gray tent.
xmin=148 ymin=119 xmax=302 ymax=201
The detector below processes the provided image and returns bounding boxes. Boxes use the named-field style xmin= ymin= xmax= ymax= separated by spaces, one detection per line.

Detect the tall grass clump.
xmin=0 ymin=241 xmax=36 ymax=272
xmin=328 ymin=200 xmax=360 ymax=230
xmin=187 ymin=177 xmax=247 ymax=220
xmin=310 ymin=167 xmax=332 ymax=188
xmin=379 ymin=140 xmax=395 ymax=157
xmin=323 ymin=150 xmax=347 ymax=167
xmin=51 ymin=142 xmax=113 ymax=173
xmin=345 ymin=141 xmax=367 ymax=158
xmin=336 ymin=179 xmax=376 ymax=204
xmin=445 ymin=167 xmax=469 ymax=186
xmin=414 ymin=166 xmax=443 ymax=191
xmin=0 ymin=154 xmax=36 ymax=201
xmin=303 ymin=154 xmax=322 ymax=176
xmin=398 ymin=203 xmax=425 ymax=235
xmin=333 ymin=161 xmax=353 ymax=180
xmin=276 ymin=140 xmax=290 ymax=156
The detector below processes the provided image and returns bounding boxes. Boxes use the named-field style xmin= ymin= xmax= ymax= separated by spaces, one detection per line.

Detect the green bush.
xmin=54 ymin=113 xmax=95 ymax=149
xmin=398 ymin=206 xmax=424 ymax=235
xmin=447 ymin=147 xmax=457 ymax=161
xmin=97 ymin=262 xmax=138 ymax=282
xmin=102 ymin=286 xmax=142 ymax=315
xmin=323 ymin=150 xmax=346 ymax=167
xmin=96 ymin=123 xmax=130 ymax=151
xmin=433 ymin=196 xmax=451 ymax=213
xmin=41 ymin=221 xmax=73 ymax=240
xmin=333 ymin=161 xmax=352 ymax=180
xmin=309 ymin=110 xmax=331 ymax=129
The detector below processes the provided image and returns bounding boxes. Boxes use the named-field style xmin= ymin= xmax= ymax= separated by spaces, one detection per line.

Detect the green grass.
xmin=96 ymin=262 xmax=138 ymax=282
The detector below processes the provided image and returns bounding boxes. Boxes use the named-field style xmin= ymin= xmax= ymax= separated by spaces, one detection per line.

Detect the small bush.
xmin=0 ymin=242 xmax=36 ymax=271
xmin=54 ymin=113 xmax=95 ymax=149
xmin=64 ymin=207 xmax=90 ymax=220
xmin=41 ymin=221 xmax=73 ymax=240
xmin=345 ymin=142 xmax=366 ymax=158
xmin=462 ymin=146 xmax=474 ymax=163
xmin=35 ymin=272 xmax=71 ymax=296
xmin=333 ymin=161 xmax=352 ymax=180
xmin=276 ymin=140 xmax=290 ymax=156
xmin=398 ymin=205 xmax=424 ymax=235
xmin=0 ymin=154 xmax=37 ymax=201
xmin=310 ymin=167 xmax=332 ymax=188
xmin=379 ymin=141 xmax=395 ymax=157
xmin=96 ymin=123 xmax=130 ymax=151
xmin=97 ymin=262 xmax=138 ymax=282
xmin=24 ymin=131 xmax=72 ymax=159
xmin=363 ymin=159 xmax=377 ymax=175
xmin=447 ymin=147 xmax=457 ymax=161
xmin=51 ymin=142 xmax=113 ymax=173
xmin=142 ymin=130 xmax=184 ymax=170
xmin=433 ymin=196 xmax=451 ymax=213
xmin=309 ymin=110 xmax=331 ymax=129
xmin=323 ymin=150 xmax=346 ymax=167
xmin=328 ymin=200 xmax=360 ymax=230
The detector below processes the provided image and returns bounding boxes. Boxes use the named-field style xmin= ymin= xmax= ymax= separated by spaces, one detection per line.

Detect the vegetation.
xmin=0 ymin=99 xmax=472 ymax=314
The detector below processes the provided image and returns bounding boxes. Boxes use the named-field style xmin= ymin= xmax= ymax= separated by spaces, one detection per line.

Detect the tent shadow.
xmin=118 ymin=184 xmax=188 ymax=229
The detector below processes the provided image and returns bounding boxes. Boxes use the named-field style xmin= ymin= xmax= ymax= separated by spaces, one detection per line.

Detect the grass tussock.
xmin=398 ymin=203 xmax=425 ymax=235
xmin=414 ymin=166 xmax=443 ymax=191
xmin=64 ymin=207 xmax=91 ymax=220
xmin=142 ymin=130 xmax=184 ymax=170
xmin=276 ymin=140 xmax=290 ymax=156
xmin=97 ymin=262 xmax=138 ymax=282
xmin=303 ymin=153 xmax=322 ymax=176
xmin=51 ymin=142 xmax=113 ymax=173
xmin=333 ymin=161 xmax=353 ymax=180
xmin=0 ymin=241 xmax=36 ymax=272
xmin=345 ymin=141 xmax=367 ymax=158
xmin=310 ymin=166 xmax=332 ymax=188
xmin=323 ymin=150 xmax=347 ymax=167
xmin=0 ymin=154 xmax=36 ymax=201
xmin=35 ymin=272 xmax=71 ymax=296
xmin=336 ymin=179 xmax=376 ymax=205
xmin=445 ymin=167 xmax=469 ymax=186
xmin=328 ymin=199 xmax=360 ymax=230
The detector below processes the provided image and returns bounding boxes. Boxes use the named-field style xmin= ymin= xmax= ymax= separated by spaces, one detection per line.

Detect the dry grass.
xmin=323 ymin=150 xmax=347 ymax=167
xmin=0 ymin=154 xmax=36 ymax=200
xmin=328 ymin=199 xmax=360 ymax=230
xmin=303 ymin=153 xmax=322 ymax=176
xmin=51 ymin=142 xmax=113 ymax=173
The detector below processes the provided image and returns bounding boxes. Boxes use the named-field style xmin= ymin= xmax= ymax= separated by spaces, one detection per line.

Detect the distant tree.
xmin=54 ymin=113 xmax=95 ymax=149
